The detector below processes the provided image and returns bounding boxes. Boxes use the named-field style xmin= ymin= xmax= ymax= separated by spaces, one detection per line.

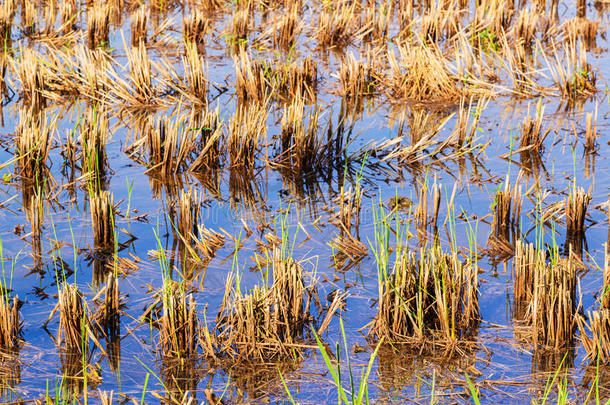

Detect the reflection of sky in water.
xmin=0 ymin=0 xmax=608 ymax=402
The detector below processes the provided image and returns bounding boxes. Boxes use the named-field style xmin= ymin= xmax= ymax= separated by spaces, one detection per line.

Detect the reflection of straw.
xmin=130 ymin=6 xmax=148 ymax=46
xmin=87 ymin=1 xmax=110 ymax=49
xmin=90 ymin=190 xmax=115 ymax=250
xmin=565 ymin=185 xmax=591 ymax=257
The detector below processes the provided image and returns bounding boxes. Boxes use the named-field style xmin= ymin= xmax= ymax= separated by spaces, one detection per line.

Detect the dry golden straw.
xmin=367 ymin=246 xmax=479 ymax=347
xmin=90 ymin=190 xmax=115 ymax=250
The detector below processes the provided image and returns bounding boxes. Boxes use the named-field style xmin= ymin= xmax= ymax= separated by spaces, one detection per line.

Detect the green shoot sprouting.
xmin=312 ymin=317 xmax=383 ymax=404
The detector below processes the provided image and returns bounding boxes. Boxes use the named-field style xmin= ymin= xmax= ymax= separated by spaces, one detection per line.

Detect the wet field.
xmin=0 ymin=0 xmax=609 ymax=403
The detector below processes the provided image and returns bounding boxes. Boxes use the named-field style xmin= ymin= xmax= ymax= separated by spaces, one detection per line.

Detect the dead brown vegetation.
xmin=183 ymin=41 xmax=208 ymax=105
xmin=520 ymin=102 xmax=550 ymax=152
xmin=512 ymin=240 xmax=544 ymax=320
xmin=387 ymin=42 xmax=475 ymax=104
xmin=578 ymin=248 xmax=610 ymax=363
xmin=234 ymin=50 xmax=271 ymax=103
xmin=57 ymin=284 xmax=88 ymax=352
xmin=277 ymin=98 xmax=323 ymax=175
xmin=337 ymin=53 xmax=378 ymax=99
xmin=209 ymin=248 xmax=323 ymax=359
xmin=160 ymin=280 xmax=199 ymax=359
xmin=0 ymin=294 xmax=21 ymax=350
xmin=184 ymin=8 xmax=209 ymax=47
xmin=87 ymin=1 xmax=111 ymax=49
xmin=15 ymin=108 xmax=51 ymax=184
xmin=488 ymin=177 xmax=522 ymax=253
xmin=513 ymin=243 xmax=578 ymax=350
xmin=367 ymin=245 xmax=479 ymax=348
xmin=131 ymin=6 xmax=148 ymax=46
xmin=228 ymin=102 xmax=267 ymax=169
xmin=90 ymin=190 xmax=115 ymax=250
xmin=317 ymin=0 xmax=359 ymax=48
xmin=273 ymin=4 xmax=299 ymax=50
xmin=565 ymin=185 xmax=591 ymax=257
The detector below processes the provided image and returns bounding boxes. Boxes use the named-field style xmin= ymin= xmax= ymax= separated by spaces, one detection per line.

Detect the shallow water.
xmin=0 ymin=0 xmax=609 ymax=403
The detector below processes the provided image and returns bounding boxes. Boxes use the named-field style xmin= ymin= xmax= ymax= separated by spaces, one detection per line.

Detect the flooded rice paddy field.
xmin=0 ymin=0 xmax=610 ymax=403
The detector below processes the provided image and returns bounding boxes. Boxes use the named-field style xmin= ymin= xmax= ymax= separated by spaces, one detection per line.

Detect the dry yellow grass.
xmin=209 ymin=247 xmax=324 ymax=359
xmin=367 ymin=245 xmax=479 ymax=347
xmin=90 ymin=190 xmax=115 ymax=250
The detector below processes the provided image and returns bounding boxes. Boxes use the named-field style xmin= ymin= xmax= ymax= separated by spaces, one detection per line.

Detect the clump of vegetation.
xmin=367 ymin=204 xmax=479 ymax=351
xmin=337 ymin=53 xmax=378 ymax=99
xmin=130 ymin=6 xmax=148 ymax=46
xmin=530 ymin=255 xmax=578 ymax=349
xmin=59 ymin=0 xmax=78 ymax=33
xmin=127 ymin=41 xmax=155 ymax=106
xmin=188 ymin=107 xmax=223 ymax=174
xmin=273 ymin=3 xmax=299 ymax=50
xmin=317 ymin=0 xmax=359 ymax=48
xmin=87 ymin=1 xmax=111 ymax=49
xmin=230 ymin=6 xmax=250 ymax=44
xmin=514 ymin=240 xmax=578 ymax=350
xmin=228 ymin=102 xmax=267 ymax=169
xmin=512 ymin=240 xmax=545 ymax=320
xmin=578 ymin=248 xmax=610 ymax=364
xmin=0 ymin=293 xmax=22 ymax=350
xmin=145 ymin=116 xmax=193 ymax=177
xmin=90 ymin=190 xmax=115 ymax=250
xmin=81 ymin=106 xmax=110 ymax=187
xmin=277 ymin=98 xmax=324 ymax=175
xmin=210 ymin=247 xmax=322 ymax=359
xmin=564 ymin=185 xmax=591 ymax=257
xmin=513 ymin=8 xmax=539 ymax=50
xmin=160 ymin=280 xmax=199 ymax=359
xmin=564 ymin=17 xmax=599 ymax=49
xmin=546 ymin=40 xmax=597 ymax=102
xmin=274 ymin=57 xmax=318 ymax=101
xmin=387 ymin=42 xmax=478 ymax=104
xmin=184 ymin=9 xmax=209 ymax=47
xmin=367 ymin=244 xmax=479 ymax=348
xmin=183 ymin=41 xmax=208 ymax=105
xmin=16 ymin=47 xmax=47 ymax=112
xmin=488 ymin=177 xmax=522 ymax=254
xmin=56 ymin=284 xmax=89 ymax=352
xmin=15 ymin=108 xmax=51 ymax=185
xmin=520 ymin=102 xmax=550 ymax=152
xmin=234 ymin=50 xmax=271 ymax=103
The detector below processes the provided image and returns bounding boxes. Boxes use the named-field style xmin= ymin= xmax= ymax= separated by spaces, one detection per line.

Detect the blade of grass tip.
xmin=356 ymin=337 xmax=384 ymax=403
xmin=358 ymin=366 xmax=367 ymax=405
xmin=218 ymin=371 xmax=232 ymax=403
xmin=340 ymin=318 xmax=355 ymax=401
xmin=140 ymin=373 xmax=150 ymax=405
xmin=430 ymin=370 xmax=436 ymax=405
xmin=465 ymin=374 xmax=480 ymax=405
xmin=313 ymin=329 xmax=349 ymax=404
xmin=134 ymin=356 xmax=167 ymax=390
xmin=336 ymin=340 xmax=342 ymax=404
xmin=278 ymin=368 xmax=297 ymax=405
xmin=540 ymin=354 xmax=566 ymax=405
xmin=583 ymin=358 xmax=598 ymax=405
